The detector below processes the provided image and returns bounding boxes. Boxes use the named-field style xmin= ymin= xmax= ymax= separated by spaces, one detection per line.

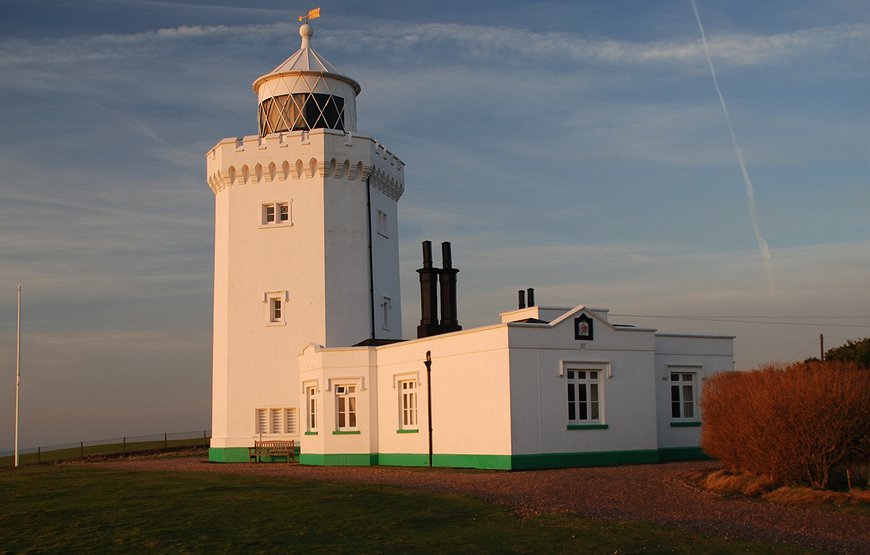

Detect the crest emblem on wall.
xmin=574 ymin=313 xmax=594 ymax=341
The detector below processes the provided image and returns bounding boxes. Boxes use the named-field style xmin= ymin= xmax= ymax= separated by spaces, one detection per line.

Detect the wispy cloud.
xmin=0 ymin=23 xmax=286 ymax=66
xmin=2 ymin=18 xmax=867 ymax=73
xmin=326 ymin=21 xmax=870 ymax=69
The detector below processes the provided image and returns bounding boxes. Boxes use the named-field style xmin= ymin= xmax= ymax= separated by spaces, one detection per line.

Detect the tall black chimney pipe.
xmin=518 ymin=290 xmax=526 ymax=309
xmin=527 ymin=288 xmax=535 ymax=307
xmin=417 ymin=241 xmax=440 ymax=338
xmin=438 ymin=242 xmax=461 ymax=333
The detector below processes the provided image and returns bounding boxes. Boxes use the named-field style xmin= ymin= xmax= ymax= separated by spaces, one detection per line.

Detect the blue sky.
xmin=1 ymin=0 xmax=868 ymax=449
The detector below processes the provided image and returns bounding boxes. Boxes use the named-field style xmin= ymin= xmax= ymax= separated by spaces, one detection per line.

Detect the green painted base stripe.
xmin=670 ymin=421 xmax=702 ymax=427
xmin=567 ymin=424 xmax=609 ymax=430
xmin=208 ymin=447 xmax=250 ymax=463
xmin=213 ymin=447 xmax=707 ymax=467
xmin=300 ymin=453 xmax=378 ymax=466
xmin=433 ymin=454 xmax=513 ymax=470
xmin=511 ymin=449 xmax=659 ymax=470
xmin=377 ymin=453 xmax=430 ymax=467
xmin=658 ymin=446 xmax=710 ymax=461
xmin=332 ymin=430 xmax=361 ymax=435
xmin=396 ymin=429 xmax=419 ymax=434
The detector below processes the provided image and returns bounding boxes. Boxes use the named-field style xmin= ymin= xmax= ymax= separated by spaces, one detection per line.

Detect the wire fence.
xmin=0 ymin=430 xmax=211 ymax=468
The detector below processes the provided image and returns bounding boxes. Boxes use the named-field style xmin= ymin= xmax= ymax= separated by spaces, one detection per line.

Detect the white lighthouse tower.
xmin=206 ymin=19 xmax=405 ymax=462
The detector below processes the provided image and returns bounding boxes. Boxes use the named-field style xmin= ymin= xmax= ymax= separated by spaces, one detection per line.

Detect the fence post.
xmin=123 ymin=437 xmax=126 ymax=455
xmin=80 ymin=441 xmax=84 ymax=459
xmin=164 ymin=433 xmax=168 ymax=450
xmin=37 ymin=446 xmax=41 ymax=464
xmin=203 ymin=429 xmax=206 ymax=447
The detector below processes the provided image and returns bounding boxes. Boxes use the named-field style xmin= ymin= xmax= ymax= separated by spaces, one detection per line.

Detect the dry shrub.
xmin=703 ymin=469 xmax=776 ymax=496
xmin=701 ymin=360 xmax=870 ymax=490
xmin=763 ymin=486 xmax=870 ymax=506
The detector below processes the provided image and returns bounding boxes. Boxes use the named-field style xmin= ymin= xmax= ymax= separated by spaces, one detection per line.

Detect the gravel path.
xmin=84 ymin=456 xmax=868 ymax=554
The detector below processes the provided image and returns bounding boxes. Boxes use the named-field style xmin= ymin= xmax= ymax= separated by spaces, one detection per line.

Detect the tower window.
xmin=258 ymin=93 xmax=345 ymax=136
xmin=265 ymin=291 xmax=288 ymax=325
xmin=381 ymin=296 xmax=391 ymax=330
xmin=262 ymin=202 xmax=291 ymax=226
xmin=270 ymin=298 xmax=282 ymax=322
xmin=376 ymin=210 xmax=389 ymax=238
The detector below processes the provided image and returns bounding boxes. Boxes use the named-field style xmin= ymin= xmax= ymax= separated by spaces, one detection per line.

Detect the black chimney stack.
xmin=416 ymin=241 xmax=440 ymax=338
xmin=527 ymin=288 xmax=535 ymax=307
xmin=518 ymin=290 xmax=526 ymax=309
xmin=438 ymin=242 xmax=461 ymax=333
xmin=417 ymin=240 xmax=462 ymax=338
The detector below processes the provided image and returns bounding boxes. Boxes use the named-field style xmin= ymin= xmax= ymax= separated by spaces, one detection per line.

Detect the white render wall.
xmin=654 ymin=334 xmax=735 ymax=450
xmin=298 ymin=344 xmax=379 ymax=458
xmin=294 ymin=306 xmax=735 ymax=466
xmin=506 ymin=314 xmax=659 ymax=457
xmin=296 ymin=325 xmax=514 ymax=461
xmin=375 ymin=326 xmax=513 ymax=458
xmin=207 ymin=128 xmax=403 ymax=449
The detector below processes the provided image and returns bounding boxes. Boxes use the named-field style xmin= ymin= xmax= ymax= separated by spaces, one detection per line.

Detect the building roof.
xmin=252 ymin=23 xmax=361 ymax=95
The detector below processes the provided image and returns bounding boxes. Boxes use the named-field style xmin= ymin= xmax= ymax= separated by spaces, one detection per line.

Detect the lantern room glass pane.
xmin=259 ymin=93 xmax=345 ymax=136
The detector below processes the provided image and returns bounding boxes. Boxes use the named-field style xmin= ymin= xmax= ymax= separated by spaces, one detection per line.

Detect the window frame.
xmin=381 ymin=296 xmax=391 ymax=331
xmin=261 ymin=201 xmax=292 ymax=228
xmin=335 ymin=384 xmax=358 ymax=432
xmin=566 ymin=368 xmax=603 ymax=426
xmin=398 ymin=379 xmax=418 ymax=432
xmin=376 ymin=209 xmax=389 ymax=238
xmin=669 ymin=370 xmax=699 ymax=422
xmin=305 ymin=384 xmax=318 ymax=434
xmin=269 ymin=297 xmax=283 ymax=323
xmin=254 ymin=407 xmax=297 ymax=436
xmin=265 ymin=291 xmax=288 ymax=326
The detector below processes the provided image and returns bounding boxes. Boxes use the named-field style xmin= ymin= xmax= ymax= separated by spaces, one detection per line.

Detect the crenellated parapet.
xmin=206 ymin=128 xmax=404 ymax=201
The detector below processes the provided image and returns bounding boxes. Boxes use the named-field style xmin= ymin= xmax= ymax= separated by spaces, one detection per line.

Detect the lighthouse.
xmin=206 ymin=19 xmax=404 ymax=462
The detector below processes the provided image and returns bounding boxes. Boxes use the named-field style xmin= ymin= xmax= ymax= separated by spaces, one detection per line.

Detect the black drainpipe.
xmin=425 ymin=350 xmax=433 ymax=467
xmin=366 ymin=177 xmax=376 ymax=340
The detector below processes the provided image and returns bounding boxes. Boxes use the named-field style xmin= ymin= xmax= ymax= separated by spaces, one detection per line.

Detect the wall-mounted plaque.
xmin=574 ymin=314 xmax=594 ymax=341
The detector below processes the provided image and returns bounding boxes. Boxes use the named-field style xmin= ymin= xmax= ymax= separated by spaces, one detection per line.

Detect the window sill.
xmin=332 ymin=430 xmax=361 ymax=435
xmin=567 ymin=424 xmax=608 ymax=430
xmin=266 ymin=322 xmax=287 ymax=327
xmin=670 ymin=421 xmax=701 ymax=427
xmin=260 ymin=223 xmax=293 ymax=230
xmin=304 ymin=431 xmax=318 ymax=436
xmin=396 ymin=429 xmax=419 ymax=434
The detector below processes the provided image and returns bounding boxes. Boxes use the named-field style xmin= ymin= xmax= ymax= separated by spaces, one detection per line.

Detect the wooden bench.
xmin=248 ymin=440 xmax=296 ymax=463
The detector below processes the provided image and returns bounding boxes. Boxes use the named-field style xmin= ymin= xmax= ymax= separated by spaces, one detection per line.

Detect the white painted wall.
xmin=298 ymin=344 xmax=379 ymax=456
xmin=295 ymin=307 xmax=735 ymax=464
xmin=507 ymin=309 xmax=659 ymax=456
xmin=207 ymin=129 xmax=403 ymax=450
xmin=654 ymin=334 xmax=735 ymax=449
xmin=374 ymin=326 xmax=513 ymax=458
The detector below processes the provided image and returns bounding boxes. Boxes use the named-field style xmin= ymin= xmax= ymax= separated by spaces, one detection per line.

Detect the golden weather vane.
xmin=298 ymin=7 xmax=321 ymax=23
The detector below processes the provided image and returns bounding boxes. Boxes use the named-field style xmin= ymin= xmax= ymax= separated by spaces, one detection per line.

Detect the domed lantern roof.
xmin=253 ymin=21 xmax=361 ymax=136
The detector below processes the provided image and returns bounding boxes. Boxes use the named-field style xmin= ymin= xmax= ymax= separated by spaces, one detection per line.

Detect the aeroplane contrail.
xmin=690 ymin=0 xmax=775 ymax=293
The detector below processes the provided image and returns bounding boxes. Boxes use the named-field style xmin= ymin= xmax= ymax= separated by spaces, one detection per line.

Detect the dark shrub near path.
xmin=701 ymin=360 xmax=869 ymax=490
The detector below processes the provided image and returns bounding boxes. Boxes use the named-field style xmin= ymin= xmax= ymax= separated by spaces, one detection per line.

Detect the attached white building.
xmin=206 ymin=21 xmax=734 ymax=468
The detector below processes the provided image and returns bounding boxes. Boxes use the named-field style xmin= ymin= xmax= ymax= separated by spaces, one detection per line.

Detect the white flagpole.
xmin=14 ymin=285 xmax=21 ymax=468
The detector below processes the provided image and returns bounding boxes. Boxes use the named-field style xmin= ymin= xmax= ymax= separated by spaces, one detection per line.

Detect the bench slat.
xmin=248 ymin=440 xmax=296 ymax=463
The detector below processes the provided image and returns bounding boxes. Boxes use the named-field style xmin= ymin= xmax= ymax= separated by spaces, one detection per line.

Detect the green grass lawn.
xmin=0 ymin=463 xmax=822 ymax=554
